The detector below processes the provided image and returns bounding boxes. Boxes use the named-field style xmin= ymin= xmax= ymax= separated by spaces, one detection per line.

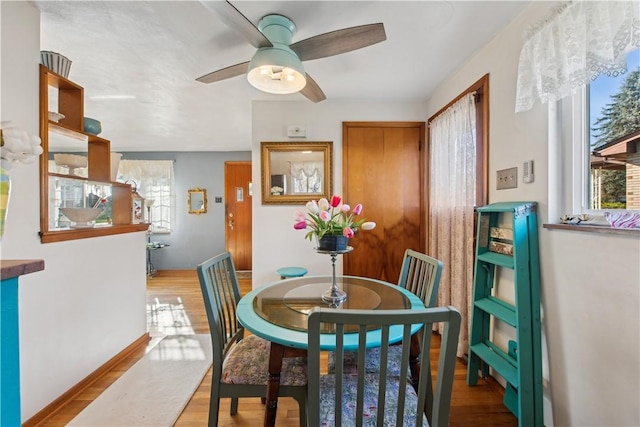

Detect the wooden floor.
xmin=39 ymin=270 xmax=516 ymax=426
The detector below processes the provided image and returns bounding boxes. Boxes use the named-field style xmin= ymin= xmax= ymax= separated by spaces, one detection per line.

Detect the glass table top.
xmin=252 ymin=276 xmax=411 ymax=333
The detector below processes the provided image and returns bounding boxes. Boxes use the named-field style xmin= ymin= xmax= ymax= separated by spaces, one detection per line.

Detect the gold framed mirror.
xmin=188 ymin=188 xmax=207 ymax=214
xmin=261 ymin=141 xmax=333 ymax=205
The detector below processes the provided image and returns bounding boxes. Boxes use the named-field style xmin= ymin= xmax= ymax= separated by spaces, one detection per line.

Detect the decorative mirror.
xmin=261 ymin=141 xmax=333 ymax=205
xmin=188 ymin=188 xmax=207 ymax=214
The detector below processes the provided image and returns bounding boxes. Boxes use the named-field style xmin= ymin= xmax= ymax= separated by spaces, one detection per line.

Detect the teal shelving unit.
xmin=467 ymin=202 xmax=542 ymax=427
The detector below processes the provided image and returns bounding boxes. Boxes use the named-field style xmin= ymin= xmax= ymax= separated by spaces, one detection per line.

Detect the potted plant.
xmin=294 ymin=195 xmax=376 ymax=251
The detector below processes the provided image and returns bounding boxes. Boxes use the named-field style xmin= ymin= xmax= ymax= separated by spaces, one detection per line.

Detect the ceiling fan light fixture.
xmin=247 ymin=46 xmax=306 ymax=94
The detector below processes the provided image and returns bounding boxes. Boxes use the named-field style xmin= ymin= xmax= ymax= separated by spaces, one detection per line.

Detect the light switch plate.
xmin=497 ymin=167 xmax=518 ymax=190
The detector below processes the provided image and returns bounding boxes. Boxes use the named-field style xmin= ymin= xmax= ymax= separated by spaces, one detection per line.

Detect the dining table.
xmin=236 ymin=275 xmax=426 ymax=427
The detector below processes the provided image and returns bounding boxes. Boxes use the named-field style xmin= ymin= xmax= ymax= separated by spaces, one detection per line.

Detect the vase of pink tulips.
xmin=294 ymin=195 xmax=376 ymax=251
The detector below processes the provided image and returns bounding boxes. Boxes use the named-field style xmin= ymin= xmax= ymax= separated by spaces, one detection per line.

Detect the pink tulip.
xmin=294 ymin=210 xmax=306 ymax=222
xmin=319 ymin=211 xmax=331 ymax=222
xmin=341 ymin=204 xmax=351 ymax=213
xmin=353 ymin=204 xmax=362 ymax=215
xmin=294 ymin=221 xmax=307 ymax=230
xmin=343 ymin=227 xmax=354 ymax=238
xmin=330 ymin=195 xmax=341 ymax=208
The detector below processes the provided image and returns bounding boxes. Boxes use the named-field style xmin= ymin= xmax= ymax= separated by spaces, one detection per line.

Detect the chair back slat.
xmin=335 ymin=323 xmax=344 ymax=427
xmin=308 ymin=307 xmax=461 ymax=427
xmin=356 ymin=325 xmax=367 ymax=427
xmin=398 ymin=249 xmax=443 ymax=308
xmin=377 ymin=325 xmax=390 ymax=424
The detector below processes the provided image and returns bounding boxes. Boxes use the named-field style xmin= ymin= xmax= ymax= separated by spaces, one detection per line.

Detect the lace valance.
xmin=515 ymin=1 xmax=640 ymax=113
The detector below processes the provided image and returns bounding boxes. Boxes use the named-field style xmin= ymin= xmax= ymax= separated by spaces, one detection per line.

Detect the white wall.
xmin=1 ymin=3 xmax=147 ymax=421
xmin=425 ymin=2 xmax=639 ymax=426
xmin=251 ymin=100 xmax=427 ymax=287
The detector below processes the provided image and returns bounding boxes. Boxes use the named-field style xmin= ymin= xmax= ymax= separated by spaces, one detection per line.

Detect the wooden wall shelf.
xmin=39 ymin=65 xmax=148 ymax=242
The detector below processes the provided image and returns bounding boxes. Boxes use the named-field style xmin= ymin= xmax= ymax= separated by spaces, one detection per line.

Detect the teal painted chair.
xmin=197 ymin=252 xmax=308 ymax=426
xmin=307 ymin=306 xmax=461 ymax=427
xmin=326 ymin=249 xmax=444 ymax=417
xmin=328 ymin=249 xmax=444 ymax=375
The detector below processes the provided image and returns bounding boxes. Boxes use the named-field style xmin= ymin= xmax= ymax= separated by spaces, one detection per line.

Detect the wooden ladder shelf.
xmin=467 ymin=202 xmax=543 ymax=427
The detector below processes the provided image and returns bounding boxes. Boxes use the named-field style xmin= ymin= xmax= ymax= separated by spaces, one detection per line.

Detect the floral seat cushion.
xmin=317 ymin=373 xmax=428 ymax=426
xmin=222 ymin=335 xmax=307 ymax=386
xmin=327 ymin=346 xmax=405 ymax=376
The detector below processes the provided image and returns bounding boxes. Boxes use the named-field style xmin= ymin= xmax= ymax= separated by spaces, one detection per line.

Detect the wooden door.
xmin=343 ymin=122 xmax=425 ymax=283
xmin=225 ymin=162 xmax=252 ymax=270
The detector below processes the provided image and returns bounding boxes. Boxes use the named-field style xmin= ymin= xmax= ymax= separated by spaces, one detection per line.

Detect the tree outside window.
xmin=589 ymin=49 xmax=640 ymax=210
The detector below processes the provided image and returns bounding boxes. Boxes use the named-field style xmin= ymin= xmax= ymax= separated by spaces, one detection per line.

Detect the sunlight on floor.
xmin=146 ymin=296 xmax=195 ymax=337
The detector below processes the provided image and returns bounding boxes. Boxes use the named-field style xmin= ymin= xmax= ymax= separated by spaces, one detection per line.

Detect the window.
xmin=586 ymin=49 xmax=640 ymax=211
xmin=118 ymin=160 xmax=176 ymax=232
xmin=570 ymin=49 xmax=640 ymax=213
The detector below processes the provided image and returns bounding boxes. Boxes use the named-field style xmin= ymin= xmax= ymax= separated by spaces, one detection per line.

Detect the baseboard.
xmin=22 ymin=333 xmax=150 ymax=427
xmin=152 ymin=269 xmax=196 ymax=277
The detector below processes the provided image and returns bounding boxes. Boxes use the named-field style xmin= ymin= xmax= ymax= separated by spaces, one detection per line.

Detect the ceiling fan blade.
xmin=300 ymin=74 xmax=326 ymax=103
xmin=196 ymin=61 xmax=250 ymax=84
xmin=290 ymin=23 xmax=386 ymax=62
xmin=199 ymin=1 xmax=272 ymax=48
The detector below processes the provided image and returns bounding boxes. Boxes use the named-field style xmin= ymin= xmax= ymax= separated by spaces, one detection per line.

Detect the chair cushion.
xmin=327 ymin=346 xmax=404 ymax=376
xmin=317 ymin=373 xmax=428 ymax=426
xmin=222 ymin=335 xmax=307 ymax=386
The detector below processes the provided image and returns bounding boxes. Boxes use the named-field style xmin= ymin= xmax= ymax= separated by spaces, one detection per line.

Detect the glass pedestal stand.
xmin=316 ymin=246 xmax=353 ymax=307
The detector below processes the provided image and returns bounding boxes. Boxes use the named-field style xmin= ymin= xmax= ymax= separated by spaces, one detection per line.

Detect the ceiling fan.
xmin=196 ymin=1 xmax=386 ymax=102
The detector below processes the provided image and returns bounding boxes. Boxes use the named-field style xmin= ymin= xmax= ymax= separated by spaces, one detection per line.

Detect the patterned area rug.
xmin=68 ymin=335 xmax=212 ymax=426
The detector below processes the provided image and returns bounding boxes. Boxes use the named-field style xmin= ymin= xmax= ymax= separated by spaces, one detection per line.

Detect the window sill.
xmin=543 ymin=223 xmax=640 ymax=236
xmin=40 ymin=223 xmax=150 ymax=243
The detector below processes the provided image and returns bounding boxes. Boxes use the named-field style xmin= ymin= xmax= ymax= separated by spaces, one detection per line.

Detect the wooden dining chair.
xmin=308 ymin=306 xmax=461 ymax=427
xmin=328 ymin=249 xmax=444 ymax=373
xmin=197 ymin=252 xmax=308 ymax=427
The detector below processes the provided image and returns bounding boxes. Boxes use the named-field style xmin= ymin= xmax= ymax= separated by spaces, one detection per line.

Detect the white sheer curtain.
xmin=118 ymin=159 xmax=175 ymax=232
xmin=516 ymin=1 xmax=640 ymax=113
xmin=290 ymin=161 xmax=322 ymax=194
xmin=429 ymin=93 xmax=477 ymax=356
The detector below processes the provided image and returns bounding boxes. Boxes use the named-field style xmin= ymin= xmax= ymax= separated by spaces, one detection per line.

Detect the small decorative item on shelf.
xmin=604 ymin=211 xmax=640 ymax=229
xmin=59 ymin=207 xmax=103 ymax=228
xmin=1 ymin=122 xmax=43 ymax=239
xmin=127 ymin=180 xmax=145 ymax=224
xmin=40 ymin=50 xmax=72 ymax=78
xmin=294 ymin=195 xmax=376 ymax=306
xmin=271 ymin=185 xmax=284 ymax=195
xmin=83 ymin=117 xmax=102 ymax=135
xmin=54 ymin=153 xmax=87 ymax=176
xmin=48 ymin=111 xmax=65 ymax=123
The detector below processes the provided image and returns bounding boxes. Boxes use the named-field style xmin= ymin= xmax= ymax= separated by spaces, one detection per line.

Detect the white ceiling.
xmin=36 ymin=1 xmax=529 ymax=152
